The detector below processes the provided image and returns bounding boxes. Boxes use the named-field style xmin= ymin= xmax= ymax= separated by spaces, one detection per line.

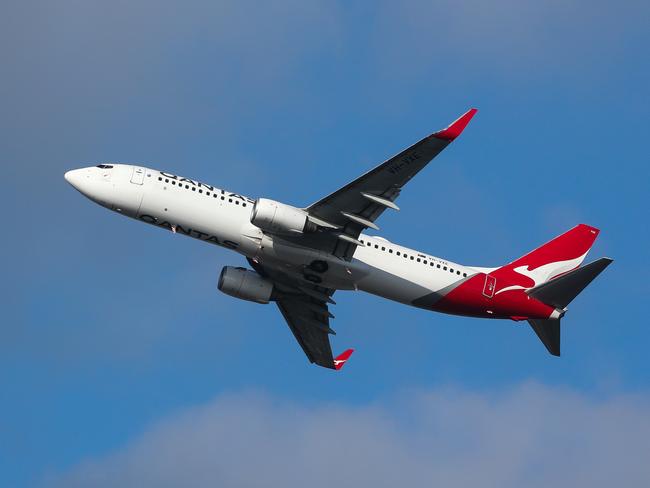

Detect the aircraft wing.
xmin=248 ymin=258 xmax=339 ymax=369
xmin=306 ymin=108 xmax=477 ymax=259
xmin=277 ymin=298 xmax=335 ymax=368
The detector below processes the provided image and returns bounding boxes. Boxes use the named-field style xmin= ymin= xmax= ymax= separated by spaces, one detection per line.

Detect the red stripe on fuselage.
xmin=433 ymin=273 xmax=555 ymax=319
xmin=432 ymin=225 xmax=600 ymax=320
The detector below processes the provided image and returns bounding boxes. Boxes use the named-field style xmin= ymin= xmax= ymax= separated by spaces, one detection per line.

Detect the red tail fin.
xmin=494 ymin=224 xmax=600 ymax=288
xmin=333 ymin=349 xmax=354 ymax=370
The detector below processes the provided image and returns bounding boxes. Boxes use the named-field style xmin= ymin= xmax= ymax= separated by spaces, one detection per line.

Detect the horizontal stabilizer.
xmin=528 ymin=257 xmax=613 ymax=309
xmin=528 ymin=318 xmax=561 ymax=356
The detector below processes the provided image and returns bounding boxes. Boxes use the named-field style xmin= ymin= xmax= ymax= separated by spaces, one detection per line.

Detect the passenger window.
xmin=228 ymin=198 xmax=232 ymax=202
xmin=221 ymin=196 xmax=225 ymax=200
xmin=165 ymin=179 xmax=169 ymax=183
xmin=463 ymin=273 xmax=467 ymax=277
xmin=410 ymin=256 xmax=414 ymax=260
xmin=185 ymin=185 xmax=189 ymax=189
xmin=437 ymin=264 xmax=441 ymax=268
xmin=381 ymin=247 xmax=385 ymax=251
xmin=235 ymin=200 xmax=240 ymax=205
xmin=374 ymin=244 xmax=378 ymax=249
xmin=423 ymin=260 xmax=427 ymax=265
xmin=192 ymin=187 xmax=196 ymax=191
xmin=199 ymin=189 xmax=203 ymax=193
xmin=389 ymin=249 xmax=393 ymax=254
xmin=396 ymin=251 xmax=400 ymax=256
xmin=443 ymin=266 xmax=447 ymax=271
xmin=416 ymin=258 xmax=421 ymax=262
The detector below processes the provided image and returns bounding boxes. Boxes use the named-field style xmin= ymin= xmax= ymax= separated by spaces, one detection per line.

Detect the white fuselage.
xmin=65 ymin=164 xmax=474 ymax=309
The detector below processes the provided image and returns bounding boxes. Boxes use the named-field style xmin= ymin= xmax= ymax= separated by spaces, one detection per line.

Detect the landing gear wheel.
xmin=304 ymin=273 xmax=322 ymax=284
xmin=309 ymin=260 xmax=329 ymax=273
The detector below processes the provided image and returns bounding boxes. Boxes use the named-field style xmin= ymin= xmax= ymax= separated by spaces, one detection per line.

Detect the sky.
xmin=1 ymin=0 xmax=649 ymax=486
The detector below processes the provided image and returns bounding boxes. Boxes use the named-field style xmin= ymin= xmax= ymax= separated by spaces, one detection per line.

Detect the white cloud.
xmin=46 ymin=383 xmax=650 ymax=487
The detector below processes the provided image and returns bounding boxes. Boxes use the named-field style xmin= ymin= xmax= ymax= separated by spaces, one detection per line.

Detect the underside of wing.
xmin=248 ymin=258 xmax=339 ymax=369
xmin=276 ymin=298 xmax=336 ymax=369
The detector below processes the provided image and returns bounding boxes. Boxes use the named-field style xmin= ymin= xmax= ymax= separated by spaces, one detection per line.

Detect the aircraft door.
xmin=482 ymin=274 xmax=496 ymax=298
xmin=130 ymin=166 xmax=145 ymax=185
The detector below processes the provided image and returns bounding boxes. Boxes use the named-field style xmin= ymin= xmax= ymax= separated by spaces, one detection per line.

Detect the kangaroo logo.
xmin=494 ymin=251 xmax=589 ymax=296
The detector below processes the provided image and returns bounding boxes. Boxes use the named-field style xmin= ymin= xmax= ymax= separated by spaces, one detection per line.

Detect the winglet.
xmin=333 ymin=349 xmax=354 ymax=370
xmin=433 ymin=108 xmax=478 ymax=141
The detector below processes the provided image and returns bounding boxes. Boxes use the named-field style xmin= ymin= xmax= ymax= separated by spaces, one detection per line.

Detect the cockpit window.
xmin=96 ymin=164 xmax=114 ymax=169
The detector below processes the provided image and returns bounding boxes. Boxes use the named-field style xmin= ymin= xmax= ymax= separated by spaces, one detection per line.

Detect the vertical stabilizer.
xmin=494 ymin=224 xmax=600 ymax=289
xmin=526 ymin=258 xmax=612 ymax=356
xmin=528 ymin=318 xmax=561 ymax=356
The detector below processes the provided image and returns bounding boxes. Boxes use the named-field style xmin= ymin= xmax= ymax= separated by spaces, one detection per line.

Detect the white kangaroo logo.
xmin=494 ymin=251 xmax=588 ymax=296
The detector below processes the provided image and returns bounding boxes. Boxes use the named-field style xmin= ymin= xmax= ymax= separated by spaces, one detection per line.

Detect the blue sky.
xmin=1 ymin=1 xmax=649 ymax=486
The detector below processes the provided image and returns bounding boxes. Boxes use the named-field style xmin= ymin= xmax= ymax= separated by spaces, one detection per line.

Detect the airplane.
xmin=64 ymin=108 xmax=612 ymax=370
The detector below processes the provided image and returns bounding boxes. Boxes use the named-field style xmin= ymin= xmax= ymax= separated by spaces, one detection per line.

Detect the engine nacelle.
xmin=250 ymin=198 xmax=316 ymax=234
xmin=217 ymin=266 xmax=273 ymax=304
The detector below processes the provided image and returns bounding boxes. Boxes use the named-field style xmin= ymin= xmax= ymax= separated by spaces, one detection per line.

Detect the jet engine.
xmin=217 ymin=266 xmax=273 ymax=304
xmin=250 ymin=198 xmax=317 ymax=234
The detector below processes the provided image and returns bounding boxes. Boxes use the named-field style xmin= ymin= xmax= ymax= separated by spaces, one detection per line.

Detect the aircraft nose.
xmin=64 ymin=168 xmax=84 ymax=188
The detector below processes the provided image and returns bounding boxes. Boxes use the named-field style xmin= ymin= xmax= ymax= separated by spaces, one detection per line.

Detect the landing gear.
xmin=303 ymin=260 xmax=327 ymax=284
xmin=309 ymin=260 xmax=329 ymax=273
xmin=304 ymin=273 xmax=322 ymax=284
